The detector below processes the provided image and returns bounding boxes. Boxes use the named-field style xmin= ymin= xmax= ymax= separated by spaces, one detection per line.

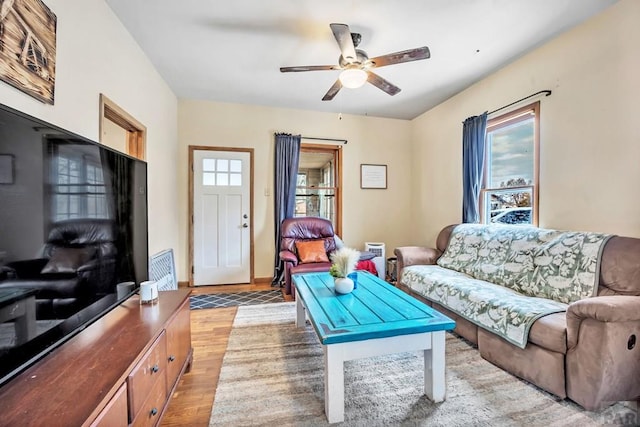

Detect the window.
xmin=481 ymin=102 xmax=539 ymax=225
xmin=295 ymin=172 xmax=308 ymax=216
xmin=202 ymin=158 xmax=242 ymax=186
xmin=52 ymin=151 xmax=109 ymax=221
xmin=294 ymin=146 xmax=341 ymax=235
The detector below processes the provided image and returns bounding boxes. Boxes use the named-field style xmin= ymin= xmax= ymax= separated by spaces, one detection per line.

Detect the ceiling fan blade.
xmin=280 ymin=65 xmax=341 ymax=72
xmin=322 ymin=79 xmax=342 ymax=101
xmin=367 ymin=71 xmax=401 ymax=96
xmin=330 ymin=23 xmax=357 ymax=63
xmin=369 ymin=46 xmax=430 ymax=68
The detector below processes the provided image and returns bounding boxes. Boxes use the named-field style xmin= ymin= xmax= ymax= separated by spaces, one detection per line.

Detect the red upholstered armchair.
xmin=279 ymin=217 xmax=337 ymax=296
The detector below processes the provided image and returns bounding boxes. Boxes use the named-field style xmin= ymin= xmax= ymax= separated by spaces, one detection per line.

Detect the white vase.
xmin=334 ymin=277 xmax=354 ymax=294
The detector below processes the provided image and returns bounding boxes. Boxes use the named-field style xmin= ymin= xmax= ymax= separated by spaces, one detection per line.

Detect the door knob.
xmin=242 ymin=223 xmax=248 ymax=228
xmin=243 ymin=214 xmax=248 ymax=219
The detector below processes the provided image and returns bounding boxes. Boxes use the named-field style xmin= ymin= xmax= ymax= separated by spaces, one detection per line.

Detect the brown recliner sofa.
xmin=279 ymin=217 xmax=337 ymax=297
xmin=394 ymin=224 xmax=640 ymax=410
xmin=0 ymin=219 xmax=117 ymax=319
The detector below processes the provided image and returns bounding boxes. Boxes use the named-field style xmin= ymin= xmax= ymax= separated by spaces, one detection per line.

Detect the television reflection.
xmin=0 ymin=123 xmax=147 ymax=383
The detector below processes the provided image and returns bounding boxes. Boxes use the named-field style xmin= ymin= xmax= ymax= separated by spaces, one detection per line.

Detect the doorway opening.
xmin=99 ymin=94 xmax=146 ymax=160
xmin=296 ymin=144 xmax=342 ymax=236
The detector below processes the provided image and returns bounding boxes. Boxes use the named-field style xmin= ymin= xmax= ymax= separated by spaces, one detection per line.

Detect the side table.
xmin=0 ymin=288 xmax=37 ymax=345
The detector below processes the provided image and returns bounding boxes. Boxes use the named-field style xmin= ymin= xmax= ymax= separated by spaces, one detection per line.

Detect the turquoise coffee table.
xmin=293 ymin=271 xmax=455 ymax=423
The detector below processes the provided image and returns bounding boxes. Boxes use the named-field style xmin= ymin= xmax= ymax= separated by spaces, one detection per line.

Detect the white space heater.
xmin=364 ymin=242 xmax=385 ymax=280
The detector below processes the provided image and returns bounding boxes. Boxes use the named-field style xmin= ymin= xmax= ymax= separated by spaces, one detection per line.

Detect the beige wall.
xmin=0 ymin=0 xmax=179 ymax=259
xmin=101 ymin=118 xmax=128 ymax=153
xmin=178 ymin=100 xmax=412 ymax=280
xmin=411 ymin=0 xmax=640 ymax=246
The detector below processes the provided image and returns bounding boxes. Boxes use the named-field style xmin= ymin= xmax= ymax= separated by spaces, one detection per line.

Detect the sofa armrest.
xmin=394 ymin=246 xmax=441 ymax=280
xmin=564 ymin=295 xmax=640 ymax=409
xmin=279 ymin=250 xmax=298 ymax=266
xmin=566 ymin=295 xmax=640 ymax=349
xmin=5 ymin=258 xmax=49 ymax=278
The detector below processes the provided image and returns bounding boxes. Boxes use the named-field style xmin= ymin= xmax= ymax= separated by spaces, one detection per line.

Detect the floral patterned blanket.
xmin=401 ymin=224 xmax=611 ymax=348
xmin=402 ymin=265 xmax=567 ymax=348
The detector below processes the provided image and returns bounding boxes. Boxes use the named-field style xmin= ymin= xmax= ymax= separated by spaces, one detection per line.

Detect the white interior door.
xmin=193 ymin=150 xmax=251 ymax=285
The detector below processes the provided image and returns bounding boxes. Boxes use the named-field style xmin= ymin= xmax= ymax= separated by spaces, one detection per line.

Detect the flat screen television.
xmin=0 ymin=102 xmax=148 ymax=386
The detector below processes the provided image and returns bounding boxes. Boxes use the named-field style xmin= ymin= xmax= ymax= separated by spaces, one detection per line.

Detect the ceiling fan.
xmin=280 ymin=23 xmax=430 ymax=101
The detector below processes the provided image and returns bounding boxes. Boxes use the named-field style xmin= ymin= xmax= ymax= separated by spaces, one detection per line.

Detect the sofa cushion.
xmin=599 ymin=236 xmax=640 ymax=296
xmin=478 ymin=328 xmax=567 ymax=398
xmin=295 ymin=240 xmax=329 ymax=264
xmin=280 ymin=217 xmax=336 ymax=254
xmin=528 ymin=312 xmax=567 ymax=354
xmin=401 ymin=264 xmax=567 ymax=349
xmin=436 ymin=224 xmax=538 ymax=285
xmin=291 ymin=262 xmax=332 ymax=276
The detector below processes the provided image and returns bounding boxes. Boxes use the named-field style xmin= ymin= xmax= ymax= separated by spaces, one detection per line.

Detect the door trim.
xmin=188 ymin=145 xmax=254 ymax=286
xmin=99 ymin=94 xmax=147 ymax=159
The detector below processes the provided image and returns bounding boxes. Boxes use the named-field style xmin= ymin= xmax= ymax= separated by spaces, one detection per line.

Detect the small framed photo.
xmin=0 ymin=154 xmax=14 ymax=184
xmin=360 ymin=164 xmax=387 ymax=189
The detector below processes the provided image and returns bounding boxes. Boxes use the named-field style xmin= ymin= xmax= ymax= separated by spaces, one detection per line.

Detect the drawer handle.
xmin=168 ymin=355 xmax=176 ymax=362
xmin=151 ymin=364 xmax=159 ymax=373
xmin=150 ymin=407 xmax=158 ymax=417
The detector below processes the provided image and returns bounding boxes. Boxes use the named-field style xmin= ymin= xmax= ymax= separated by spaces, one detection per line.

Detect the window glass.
xmin=216 ymin=159 xmax=229 ymax=172
xmin=203 ymin=158 xmax=243 ymax=185
xmin=481 ymin=102 xmax=539 ymax=225
xmin=229 ymin=173 xmax=241 ymax=186
xmin=230 ymin=159 xmax=242 ymax=172
xmin=53 ymin=151 xmax=108 ymax=221
xmin=203 ymin=172 xmax=215 ymax=186
xmin=295 ymin=150 xmax=338 ymax=229
xmin=216 ymin=173 xmax=228 ymax=186
xmin=203 ymin=158 xmax=216 ymax=171
xmin=487 ymin=118 xmax=534 ymax=189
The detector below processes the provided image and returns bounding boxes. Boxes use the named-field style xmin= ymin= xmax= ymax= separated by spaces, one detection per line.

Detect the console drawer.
xmin=89 ymin=383 xmax=128 ymax=427
xmin=131 ymin=373 xmax=168 ymax=427
xmin=127 ymin=332 xmax=167 ymax=421
xmin=165 ymin=299 xmax=191 ymax=390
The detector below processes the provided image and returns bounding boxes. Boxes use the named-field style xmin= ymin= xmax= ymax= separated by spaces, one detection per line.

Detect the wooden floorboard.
xmin=161 ymin=283 xmax=292 ymax=426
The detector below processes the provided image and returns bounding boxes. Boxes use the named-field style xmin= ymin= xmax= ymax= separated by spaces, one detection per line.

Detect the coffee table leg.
xmin=324 ymin=344 xmax=344 ymax=423
xmin=295 ymin=295 xmax=305 ymax=328
xmin=424 ymin=331 xmax=446 ymax=402
xmin=14 ymin=296 xmax=37 ymax=345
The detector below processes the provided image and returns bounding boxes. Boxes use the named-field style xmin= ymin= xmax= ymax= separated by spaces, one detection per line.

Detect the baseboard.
xmin=177 ymin=278 xmax=273 ymax=287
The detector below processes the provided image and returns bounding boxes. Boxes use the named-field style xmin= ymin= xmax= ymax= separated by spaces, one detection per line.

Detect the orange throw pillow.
xmin=295 ymin=240 xmax=329 ymax=264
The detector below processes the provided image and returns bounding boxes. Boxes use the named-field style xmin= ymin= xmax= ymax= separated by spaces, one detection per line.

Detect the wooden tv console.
xmin=0 ymin=289 xmax=193 ymax=427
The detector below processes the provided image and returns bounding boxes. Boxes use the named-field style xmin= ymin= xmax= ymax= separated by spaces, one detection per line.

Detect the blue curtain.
xmin=462 ymin=113 xmax=488 ymax=223
xmin=272 ymin=133 xmax=301 ymax=285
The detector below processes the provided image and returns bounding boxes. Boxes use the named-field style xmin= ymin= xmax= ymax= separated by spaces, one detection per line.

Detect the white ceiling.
xmin=105 ymin=0 xmax=617 ymax=120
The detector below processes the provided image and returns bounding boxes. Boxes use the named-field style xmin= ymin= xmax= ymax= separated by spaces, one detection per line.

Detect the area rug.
xmin=209 ymin=302 xmax=636 ymax=426
xmin=190 ymin=290 xmax=284 ymax=309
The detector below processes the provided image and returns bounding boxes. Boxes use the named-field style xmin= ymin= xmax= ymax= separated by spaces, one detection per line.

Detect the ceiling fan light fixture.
xmin=339 ymin=68 xmax=367 ymax=89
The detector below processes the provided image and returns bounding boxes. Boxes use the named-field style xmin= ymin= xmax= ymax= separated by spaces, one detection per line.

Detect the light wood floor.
xmin=161 ymin=283 xmax=292 ymax=426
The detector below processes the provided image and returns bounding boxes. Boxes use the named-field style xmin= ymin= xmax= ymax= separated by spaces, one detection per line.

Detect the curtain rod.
xmin=301 ymin=136 xmax=348 ymax=145
xmin=488 ymin=90 xmax=552 ymax=116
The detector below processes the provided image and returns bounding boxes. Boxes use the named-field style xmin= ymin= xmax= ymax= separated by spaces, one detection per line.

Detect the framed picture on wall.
xmin=0 ymin=0 xmax=57 ymax=104
xmin=360 ymin=164 xmax=387 ymax=189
